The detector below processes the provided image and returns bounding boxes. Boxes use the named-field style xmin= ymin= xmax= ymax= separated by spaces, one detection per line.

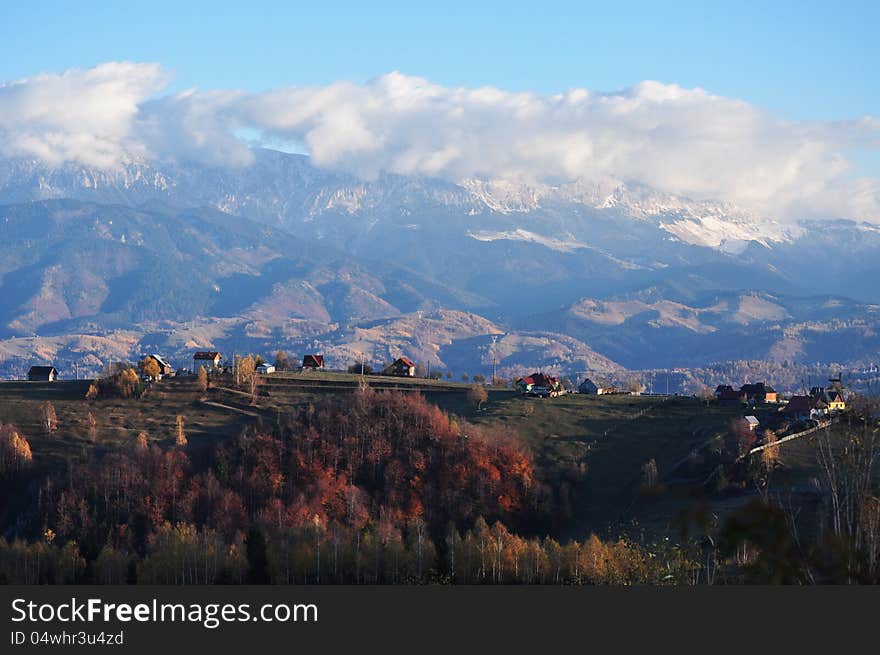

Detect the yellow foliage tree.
xmin=141 ymin=356 xmax=161 ymax=380
xmin=135 ymin=431 xmax=149 ymax=452
xmin=0 ymin=424 xmax=33 ymax=475
xmin=175 ymin=415 xmax=187 ymax=447
xmin=762 ymin=429 xmax=780 ymax=469
xmin=197 ymin=366 xmax=208 ymax=392
xmin=237 ymin=355 xmax=255 ymax=389
xmin=236 ymin=355 xmax=261 ymax=404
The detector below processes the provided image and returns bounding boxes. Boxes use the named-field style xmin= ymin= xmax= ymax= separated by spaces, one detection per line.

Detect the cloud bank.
xmin=1 ymin=62 xmax=878 ymax=221
xmin=0 ymin=62 xmax=167 ymax=168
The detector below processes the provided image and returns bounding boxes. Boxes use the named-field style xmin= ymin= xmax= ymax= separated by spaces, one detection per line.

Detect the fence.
xmin=743 ymin=418 xmax=837 ymax=458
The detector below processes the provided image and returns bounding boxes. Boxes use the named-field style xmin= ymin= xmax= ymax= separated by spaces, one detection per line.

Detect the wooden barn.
xmin=28 ymin=365 xmax=58 ymax=381
xmin=302 ymin=354 xmax=325 ymax=370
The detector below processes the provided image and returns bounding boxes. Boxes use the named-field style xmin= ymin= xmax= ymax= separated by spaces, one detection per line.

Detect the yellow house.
xmin=826 ymin=389 xmax=846 ymax=412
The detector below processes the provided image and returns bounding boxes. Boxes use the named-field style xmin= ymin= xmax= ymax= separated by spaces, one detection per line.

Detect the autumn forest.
xmin=2 ymin=366 xmax=880 ymax=585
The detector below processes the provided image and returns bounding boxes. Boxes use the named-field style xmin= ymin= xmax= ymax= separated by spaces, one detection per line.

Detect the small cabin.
xmin=302 ymin=354 xmax=324 ymax=370
xmin=193 ymin=351 xmax=223 ymax=373
xmin=28 ymin=366 xmax=58 ymax=382
xmin=743 ymin=415 xmax=760 ymax=431
xmin=256 ymin=364 xmax=275 ymax=375
xmin=384 ymin=357 xmax=416 ymax=377
xmin=150 ymin=354 xmax=175 ymax=377
xmin=579 ymin=378 xmax=615 ymax=395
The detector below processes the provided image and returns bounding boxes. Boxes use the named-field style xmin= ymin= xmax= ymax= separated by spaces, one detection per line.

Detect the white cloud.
xmin=0 ymin=63 xmax=878 ymax=221
xmin=137 ymin=89 xmax=255 ymax=167
xmin=0 ymin=62 xmax=166 ymax=167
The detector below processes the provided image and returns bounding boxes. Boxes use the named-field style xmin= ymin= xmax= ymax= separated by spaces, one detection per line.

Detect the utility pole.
xmin=491 ymin=335 xmax=498 ymax=386
xmin=74 ymin=361 xmax=79 ymax=381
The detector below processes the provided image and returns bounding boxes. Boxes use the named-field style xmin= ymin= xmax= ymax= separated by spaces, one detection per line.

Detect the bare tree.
xmin=86 ymin=412 xmax=99 ymax=443
xmin=745 ymin=429 xmax=780 ymax=503
xmin=815 ymin=399 xmax=880 ymax=580
xmin=627 ymin=376 xmax=645 ymax=395
xmin=697 ymin=386 xmax=715 ymax=406
xmin=40 ymin=401 xmax=58 ymax=435
xmin=468 ymin=384 xmax=488 ymax=410
xmin=641 ymin=458 xmax=658 ymax=489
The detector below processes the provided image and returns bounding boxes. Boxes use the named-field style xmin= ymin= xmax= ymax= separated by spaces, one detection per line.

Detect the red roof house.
xmin=384 ymin=357 xmax=416 ymax=377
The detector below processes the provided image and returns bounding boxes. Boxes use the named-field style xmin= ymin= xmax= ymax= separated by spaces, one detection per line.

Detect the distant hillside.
xmin=0 ymin=200 xmax=621 ymax=379
xmin=542 ymin=290 xmax=880 ymax=369
xmin=1 ymin=149 xmax=879 ymax=379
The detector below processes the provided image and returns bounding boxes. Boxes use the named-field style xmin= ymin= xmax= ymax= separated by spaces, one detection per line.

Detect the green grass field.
xmin=463 ymin=393 xmax=759 ymax=536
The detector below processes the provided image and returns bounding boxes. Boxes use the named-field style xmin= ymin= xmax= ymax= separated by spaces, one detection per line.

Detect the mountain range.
xmin=0 ymin=149 xmax=878 ymax=386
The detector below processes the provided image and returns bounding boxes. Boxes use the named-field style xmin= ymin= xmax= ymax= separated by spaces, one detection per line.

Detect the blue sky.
xmin=0 ymin=1 xmax=877 ymax=220
xmin=1 ymin=0 xmax=877 ymax=121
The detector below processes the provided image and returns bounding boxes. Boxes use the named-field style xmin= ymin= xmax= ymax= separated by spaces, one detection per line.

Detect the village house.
xmin=742 ymin=415 xmax=760 ymax=431
xmin=28 ymin=365 xmax=58 ymax=382
xmin=578 ymin=377 xmax=616 ymax=395
xmin=302 ymin=354 xmax=325 ymax=370
xmin=715 ymin=382 xmax=778 ymax=404
xmin=740 ymin=382 xmax=778 ymax=404
xmin=516 ymin=372 xmax=563 ymax=397
xmin=714 ymin=384 xmax=734 ymax=398
xmin=782 ymin=395 xmax=828 ymax=421
xmin=193 ymin=351 xmax=223 ymax=373
xmin=810 ymin=382 xmax=846 ymax=412
xmin=150 ymin=354 xmax=175 ymax=377
xmin=826 ymin=389 xmax=846 ymax=412
xmin=256 ymin=363 xmax=275 ymax=375
xmin=718 ymin=387 xmax=748 ymax=405
xmin=383 ymin=357 xmax=416 ymax=377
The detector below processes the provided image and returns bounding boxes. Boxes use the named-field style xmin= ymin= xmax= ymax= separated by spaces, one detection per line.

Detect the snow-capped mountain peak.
xmin=0 ymin=148 xmax=799 ymax=252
